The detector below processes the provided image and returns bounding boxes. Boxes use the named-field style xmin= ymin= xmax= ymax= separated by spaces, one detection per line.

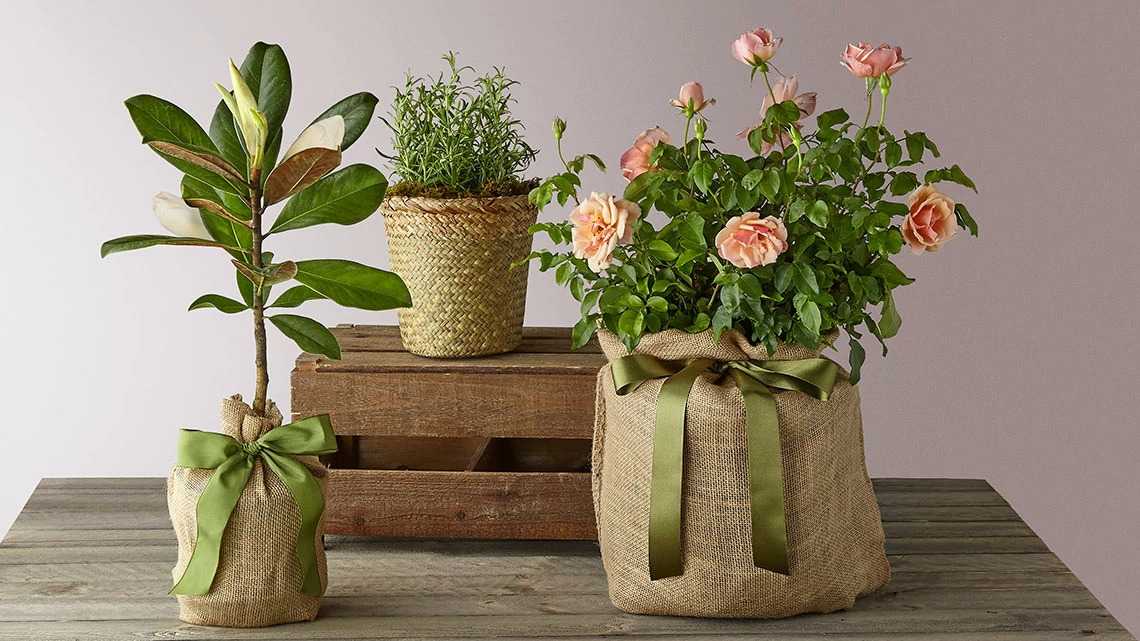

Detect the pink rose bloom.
xmin=715 ymin=212 xmax=788 ymax=268
xmin=619 ymin=126 xmax=671 ymax=182
xmin=669 ymin=82 xmax=716 ymax=113
xmin=733 ymin=28 xmax=782 ymax=65
xmin=840 ymin=43 xmax=909 ymax=78
xmin=901 ymin=184 xmax=957 ymax=254
xmin=736 ymin=75 xmax=817 ymax=154
xmin=571 ymin=192 xmax=643 ymax=273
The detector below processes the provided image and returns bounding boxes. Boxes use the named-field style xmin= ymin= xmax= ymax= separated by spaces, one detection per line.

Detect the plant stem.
xmin=248 ymin=169 xmax=269 ymax=417
xmin=861 ymin=87 xmax=874 ymax=131
xmin=761 ymin=69 xmax=777 ymax=104
xmin=878 ymin=90 xmax=888 ymax=129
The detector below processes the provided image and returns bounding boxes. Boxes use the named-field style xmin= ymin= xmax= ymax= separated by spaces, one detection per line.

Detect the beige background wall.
xmin=1 ymin=0 xmax=1137 ymax=630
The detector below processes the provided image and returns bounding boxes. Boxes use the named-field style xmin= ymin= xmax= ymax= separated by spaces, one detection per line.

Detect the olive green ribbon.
xmin=169 ymin=415 xmax=337 ymax=596
xmin=612 ymin=354 xmax=837 ymax=580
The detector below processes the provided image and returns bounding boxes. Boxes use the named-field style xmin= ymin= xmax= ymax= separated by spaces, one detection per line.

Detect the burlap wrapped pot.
xmin=380 ymin=195 xmax=538 ymax=358
xmin=168 ymin=396 xmax=329 ymax=627
xmin=592 ymin=328 xmax=890 ymax=618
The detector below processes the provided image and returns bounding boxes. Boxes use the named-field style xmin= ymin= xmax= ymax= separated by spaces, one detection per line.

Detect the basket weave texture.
xmin=592 ymin=329 xmax=890 ymax=618
xmin=168 ymin=396 xmax=328 ymax=627
xmin=380 ymin=195 xmax=538 ymax=358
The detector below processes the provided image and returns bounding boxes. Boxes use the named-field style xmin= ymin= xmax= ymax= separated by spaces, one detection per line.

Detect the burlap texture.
xmin=592 ymin=329 xmax=890 ymax=618
xmin=168 ymin=395 xmax=329 ymax=627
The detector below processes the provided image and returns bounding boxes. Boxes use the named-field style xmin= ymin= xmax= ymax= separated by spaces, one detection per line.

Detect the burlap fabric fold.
xmin=592 ymin=329 xmax=890 ymax=618
xmin=168 ymin=395 xmax=329 ymax=627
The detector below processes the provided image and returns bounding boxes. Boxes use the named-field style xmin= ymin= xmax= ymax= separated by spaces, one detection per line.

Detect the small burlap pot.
xmin=592 ymin=329 xmax=890 ymax=618
xmin=380 ymin=195 xmax=538 ymax=358
xmin=168 ymin=396 xmax=329 ymax=627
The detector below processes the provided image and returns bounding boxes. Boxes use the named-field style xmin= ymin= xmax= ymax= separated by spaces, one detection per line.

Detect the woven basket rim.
xmin=382 ymin=194 xmax=533 ymax=208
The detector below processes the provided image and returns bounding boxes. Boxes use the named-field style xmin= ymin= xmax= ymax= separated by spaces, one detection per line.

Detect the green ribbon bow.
xmin=170 ymin=414 xmax=337 ymax=596
xmin=612 ymin=354 xmax=838 ymax=580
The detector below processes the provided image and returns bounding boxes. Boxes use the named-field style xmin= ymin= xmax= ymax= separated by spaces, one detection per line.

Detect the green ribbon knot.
xmin=170 ymin=414 xmax=338 ymax=596
xmin=612 ymin=353 xmax=838 ymax=580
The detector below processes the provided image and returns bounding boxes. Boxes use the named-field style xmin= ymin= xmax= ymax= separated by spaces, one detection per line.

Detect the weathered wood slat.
xmin=2 ymin=479 xmax=1132 ymax=640
xmin=327 ymin=325 xmax=600 ymax=355
xmin=0 ymin=607 xmax=1127 ymax=639
xmin=29 ymin=477 xmax=994 ymax=492
xmin=0 ymin=585 xmax=1109 ymax=621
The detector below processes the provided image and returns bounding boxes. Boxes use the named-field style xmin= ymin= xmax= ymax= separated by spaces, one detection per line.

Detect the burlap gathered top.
xmin=380 ymin=195 xmax=538 ymax=358
xmin=592 ymin=329 xmax=890 ymax=618
xmin=168 ymin=395 xmax=329 ymax=627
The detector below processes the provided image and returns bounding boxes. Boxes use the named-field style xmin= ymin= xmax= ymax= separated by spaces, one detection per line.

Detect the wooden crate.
xmin=291 ymin=325 xmax=606 ymax=540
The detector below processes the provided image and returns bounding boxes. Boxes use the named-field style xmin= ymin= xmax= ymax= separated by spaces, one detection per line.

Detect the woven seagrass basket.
xmin=380 ymin=195 xmax=538 ymax=358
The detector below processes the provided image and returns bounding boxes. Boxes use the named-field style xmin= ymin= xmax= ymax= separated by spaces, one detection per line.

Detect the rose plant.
xmin=527 ymin=30 xmax=978 ymax=383
xmin=102 ymin=42 xmax=410 ymax=416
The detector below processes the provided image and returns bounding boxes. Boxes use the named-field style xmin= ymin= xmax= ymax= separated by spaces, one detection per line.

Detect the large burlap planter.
xmin=168 ymin=396 xmax=329 ymax=627
xmin=380 ymin=195 xmax=538 ymax=358
xmin=592 ymin=329 xmax=890 ymax=618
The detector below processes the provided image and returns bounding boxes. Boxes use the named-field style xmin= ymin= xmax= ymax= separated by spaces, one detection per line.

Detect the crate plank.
xmin=323 ymin=469 xmax=596 ymax=539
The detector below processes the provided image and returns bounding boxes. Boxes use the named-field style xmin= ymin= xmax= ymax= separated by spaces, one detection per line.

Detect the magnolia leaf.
xmin=181 ymin=176 xmax=252 ymax=261
xmin=148 ymin=141 xmax=244 ymax=183
xmin=125 ymin=94 xmax=246 ymax=196
xmin=268 ymin=314 xmax=341 ymax=360
xmin=208 ymin=99 xmax=248 ymax=178
xmin=310 ymin=92 xmax=378 ymax=151
xmin=263 ymin=147 xmax=342 ymax=205
xmin=125 ymin=94 xmax=216 ymax=150
xmin=270 ymin=285 xmax=327 ymax=309
xmin=294 ymin=259 xmax=411 ymax=310
xmin=264 ymin=261 xmax=298 ymax=285
xmin=269 ymin=164 xmax=387 ymax=233
xmin=188 ymin=294 xmax=248 ymax=314
xmin=232 ymin=260 xmax=264 ymax=288
xmin=101 ymin=235 xmax=225 ymax=258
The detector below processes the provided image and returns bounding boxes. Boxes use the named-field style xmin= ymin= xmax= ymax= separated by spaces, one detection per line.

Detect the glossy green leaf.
xmin=100 ymin=235 xmax=224 ymax=258
xmin=125 ymin=94 xmax=246 ymax=196
xmin=848 ymin=335 xmax=866 ymax=385
xmin=270 ymin=164 xmax=387 ymax=233
xmin=208 ymin=100 xmax=248 ymax=178
xmin=270 ymin=285 xmax=327 ymax=308
xmin=239 ymin=42 xmax=291 ymax=140
xmin=794 ymin=294 xmax=822 ymax=335
xmin=792 ymin=263 xmax=820 ymax=295
xmin=807 ymin=200 xmax=830 ymax=227
xmin=879 ymin=290 xmax=902 ymax=338
xmin=188 ymin=294 xmax=248 ymax=314
xmin=268 ymin=314 xmax=341 ymax=359
xmin=181 ymin=176 xmax=252 ymax=261
xmin=955 ymin=203 xmax=979 ymax=236
xmin=294 ymin=259 xmax=411 ymax=310
xmin=309 ymin=92 xmax=378 ymax=151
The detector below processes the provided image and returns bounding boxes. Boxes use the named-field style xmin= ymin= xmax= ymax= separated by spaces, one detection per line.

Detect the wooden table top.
xmin=0 ymin=478 xmax=1132 ymax=640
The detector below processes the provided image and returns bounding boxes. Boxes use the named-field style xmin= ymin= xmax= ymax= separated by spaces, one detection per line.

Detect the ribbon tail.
xmin=731 ymin=369 xmax=790 ymax=575
xmin=263 ymin=452 xmax=326 ymax=597
xmin=170 ymin=454 xmax=254 ymax=595
xmin=648 ymin=358 xmax=714 ymax=580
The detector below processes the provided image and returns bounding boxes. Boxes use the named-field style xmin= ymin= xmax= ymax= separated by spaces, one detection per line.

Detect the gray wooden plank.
xmin=0 ymin=607 xmax=1127 ymax=639
xmin=31 ymin=477 xmax=993 ymax=493
xmin=0 ymin=586 xmax=1109 ymax=621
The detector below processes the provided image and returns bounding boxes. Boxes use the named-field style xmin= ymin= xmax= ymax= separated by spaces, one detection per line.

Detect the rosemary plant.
xmin=380 ymin=52 xmax=538 ymax=198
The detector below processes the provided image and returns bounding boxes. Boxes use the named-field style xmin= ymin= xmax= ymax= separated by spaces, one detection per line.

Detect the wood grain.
xmin=0 ymin=477 xmax=1133 ymax=640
